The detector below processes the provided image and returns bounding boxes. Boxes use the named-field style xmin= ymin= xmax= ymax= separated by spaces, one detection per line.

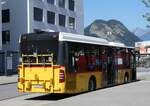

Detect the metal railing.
xmin=21 ymin=53 xmax=54 ymax=66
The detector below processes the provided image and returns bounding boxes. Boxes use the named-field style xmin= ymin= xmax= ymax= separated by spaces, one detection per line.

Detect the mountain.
xmin=140 ymin=34 xmax=150 ymax=41
xmin=133 ymin=28 xmax=150 ymax=41
xmin=132 ymin=28 xmax=147 ymax=37
xmin=84 ymin=19 xmax=141 ymax=46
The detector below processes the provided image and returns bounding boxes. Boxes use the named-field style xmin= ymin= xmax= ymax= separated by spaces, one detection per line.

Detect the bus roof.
xmin=59 ymin=32 xmax=134 ymax=49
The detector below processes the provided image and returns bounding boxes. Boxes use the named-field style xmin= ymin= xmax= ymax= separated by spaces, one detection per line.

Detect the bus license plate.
xmin=34 ymin=84 xmax=43 ymax=88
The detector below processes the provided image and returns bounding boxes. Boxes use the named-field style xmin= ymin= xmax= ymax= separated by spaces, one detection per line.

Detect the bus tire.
xmin=124 ymin=73 xmax=129 ymax=83
xmin=88 ymin=77 xmax=96 ymax=92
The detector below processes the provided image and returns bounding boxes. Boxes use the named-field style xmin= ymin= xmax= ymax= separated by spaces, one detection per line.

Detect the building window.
xmin=34 ymin=7 xmax=43 ymax=22
xmin=69 ymin=17 xmax=75 ymax=29
xmin=59 ymin=14 xmax=66 ymax=27
xmin=2 ymin=30 xmax=10 ymax=44
xmin=47 ymin=11 xmax=55 ymax=24
xmin=59 ymin=0 xmax=65 ymax=8
xmin=47 ymin=0 xmax=55 ymax=4
xmin=69 ymin=0 xmax=75 ymax=11
xmin=2 ymin=9 xmax=10 ymax=23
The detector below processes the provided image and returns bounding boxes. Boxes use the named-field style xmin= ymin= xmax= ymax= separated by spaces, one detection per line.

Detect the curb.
xmin=0 ymin=82 xmax=17 ymax=86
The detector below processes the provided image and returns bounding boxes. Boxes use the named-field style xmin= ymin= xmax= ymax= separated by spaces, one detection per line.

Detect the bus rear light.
xmin=59 ymin=69 xmax=65 ymax=83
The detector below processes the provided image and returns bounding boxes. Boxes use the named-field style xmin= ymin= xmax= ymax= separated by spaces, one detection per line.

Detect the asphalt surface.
xmin=0 ymin=72 xmax=150 ymax=106
xmin=0 ymin=83 xmax=27 ymax=101
xmin=43 ymin=82 xmax=150 ymax=106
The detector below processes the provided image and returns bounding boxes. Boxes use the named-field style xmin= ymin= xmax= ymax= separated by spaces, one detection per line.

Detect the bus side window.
xmin=68 ymin=43 xmax=85 ymax=72
xmin=101 ymin=55 xmax=107 ymax=71
xmin=122 ymin=48 xmax=131 ymax=68
xmin=67 ymin=43 xmax=75 ymax=72
xmin=99 ymin=47 xmax=107 ymax=71
xmin=78 ymin=50 xmax=87 ymax=72
xmin=86 ymin=46 xmax=99 ymax=71
xmin=72 ymin=51 xmax=79 ymax=72
xmin=68 ymin=50 xmax=78 ymax=72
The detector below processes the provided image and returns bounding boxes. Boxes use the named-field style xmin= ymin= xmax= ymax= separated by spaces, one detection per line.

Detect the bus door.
xmin=131 ymin=50 xmax=137 ymax=81
xmin=101 ymin=54 xmax=108 ymax=87
xmin=107 ymin=48 xmax=116 ymax=85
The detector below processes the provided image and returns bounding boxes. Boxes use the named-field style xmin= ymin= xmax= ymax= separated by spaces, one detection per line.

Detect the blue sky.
xmin=84 ymin=0 xmax=149 ymax=31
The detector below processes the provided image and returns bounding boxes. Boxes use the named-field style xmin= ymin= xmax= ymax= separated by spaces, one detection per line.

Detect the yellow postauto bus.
xmin=18 ymin=32 xmax=137 ymax=94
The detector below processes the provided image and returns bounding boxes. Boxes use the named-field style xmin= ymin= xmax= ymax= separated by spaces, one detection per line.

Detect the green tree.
xmin=143 ymin=0 xmax=150 ymax=27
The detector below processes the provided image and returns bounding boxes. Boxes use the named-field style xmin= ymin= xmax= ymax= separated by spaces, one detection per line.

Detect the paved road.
xmin=43 ymin=74 xmax=150 ymax=106
xmin=0 ymin=83 xmax=27 ymax=101
xmin=43 ymin=81 xmax=150 ymax=106
xmin=0 ymin=80 xmax=150 ymax=106
xmin=0 ymin=72 xmax=150 ymax=106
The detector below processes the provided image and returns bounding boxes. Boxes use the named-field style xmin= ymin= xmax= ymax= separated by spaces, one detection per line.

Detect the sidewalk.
xmin=137 ymin=71 xmax=150 ymax=81
xmin=0 ymin=75 xmax=17 ymax=85
xmin=137 ymin=67 xmax=150 ymax=72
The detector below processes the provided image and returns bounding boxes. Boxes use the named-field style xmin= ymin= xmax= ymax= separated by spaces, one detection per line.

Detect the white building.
xmin=135 ymin=41 xmax=150 ymax=54
xmin=2 ymin=0 xmax=84 ymax=51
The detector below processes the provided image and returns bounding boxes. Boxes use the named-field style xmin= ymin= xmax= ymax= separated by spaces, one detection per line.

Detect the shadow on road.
xmin=25 ymin=80 xmax=140 ymax=101
xmin=25 ymin=94 xmax=78 ymax=101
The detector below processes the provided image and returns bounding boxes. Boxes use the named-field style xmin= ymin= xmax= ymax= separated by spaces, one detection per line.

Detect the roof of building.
xmin=135 ymin=41 xmax=150 ymax=47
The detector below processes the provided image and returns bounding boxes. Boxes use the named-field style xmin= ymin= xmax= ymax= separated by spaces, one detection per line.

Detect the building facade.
xmin=135 ymin=41 xmax=150 ymax=55
xmin=135 ymin=41 xmax=150 ymax=68
xmin=0 ymin=1 xmax=2 ymax=50
xmin=2 ymin=0 xmax=84 ymax=51
xmin=1 ymin=0 xmax=84 ymax=75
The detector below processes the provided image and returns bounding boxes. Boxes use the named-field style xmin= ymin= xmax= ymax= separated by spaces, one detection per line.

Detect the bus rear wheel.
xmin=88 ymin=77 xmax=96 ymax=91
